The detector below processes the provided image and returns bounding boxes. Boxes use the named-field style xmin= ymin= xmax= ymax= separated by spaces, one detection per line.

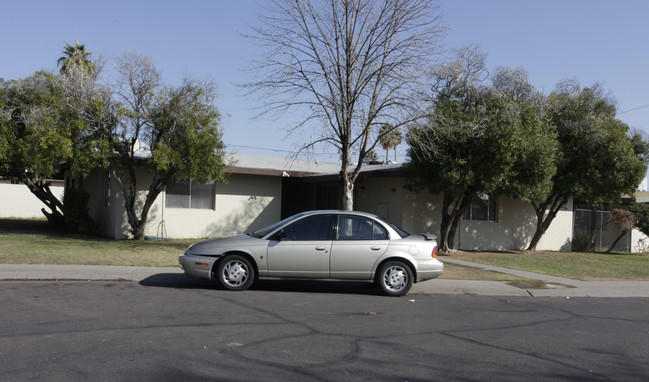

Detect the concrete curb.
xmin=1 ymin=262 xmax=648 ymax=297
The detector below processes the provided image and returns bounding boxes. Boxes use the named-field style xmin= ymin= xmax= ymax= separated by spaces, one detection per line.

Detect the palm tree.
xmin=57 ymin=40 xmax=95 ymax=75
xmin=378 ymin=124 xmax=403 ymax=164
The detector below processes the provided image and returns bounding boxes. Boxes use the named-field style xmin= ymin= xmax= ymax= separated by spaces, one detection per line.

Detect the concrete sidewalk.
xmin=426 ymin=258 xmax=649 ymax=298
xmin=1 ymin=260 xmax=648 ymax=297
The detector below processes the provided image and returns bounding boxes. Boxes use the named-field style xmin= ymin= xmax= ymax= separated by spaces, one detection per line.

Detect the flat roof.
xmin=227 ymin=153 xmax=405 ymax=178
xmin=226 ymin=153 xmax=341 ymax=177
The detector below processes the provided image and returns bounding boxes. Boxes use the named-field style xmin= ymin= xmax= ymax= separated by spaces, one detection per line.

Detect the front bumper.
xmin=179 ymin=254 xmax=218 ymax=280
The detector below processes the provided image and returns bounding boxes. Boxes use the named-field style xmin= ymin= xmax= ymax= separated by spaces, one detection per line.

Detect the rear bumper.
xmin=415 ymin=259 xmax=444 ymax=283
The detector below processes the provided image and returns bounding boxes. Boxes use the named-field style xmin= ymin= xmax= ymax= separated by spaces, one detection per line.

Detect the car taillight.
xmin=432 ymin=246 xmax=438 ymax=258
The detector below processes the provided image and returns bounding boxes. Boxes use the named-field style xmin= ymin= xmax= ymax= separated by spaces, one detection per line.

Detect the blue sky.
xmin=2 ymin=0 xmax=648 ymax=163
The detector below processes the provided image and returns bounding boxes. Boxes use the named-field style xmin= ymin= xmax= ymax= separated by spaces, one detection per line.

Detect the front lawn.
xmin=450 ymin=250 xmax=649 ymax=281
xmin=0 ymin=219 xmax=191 ymax=267
xmin=1 ymin=219 xmax=647 ymax=281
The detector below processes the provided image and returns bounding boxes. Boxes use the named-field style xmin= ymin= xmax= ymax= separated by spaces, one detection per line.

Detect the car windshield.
xmin=249 ymin=213 xmax=305 ymax=238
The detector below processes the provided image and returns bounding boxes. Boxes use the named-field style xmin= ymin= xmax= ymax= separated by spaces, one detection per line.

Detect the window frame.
xmin=278 ymin=214 xmax=334 ymax=241
xmin=463 ymin=193 xmax=498 ymax=222
xmin=165 ymin=177 xmax=215 ymax=210
xmin=335 ymin=214 xmax=389 ymax=241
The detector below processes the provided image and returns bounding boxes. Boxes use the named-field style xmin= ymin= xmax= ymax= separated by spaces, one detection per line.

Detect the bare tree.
xmin=245 ymin=0 xmax=445 ymax=210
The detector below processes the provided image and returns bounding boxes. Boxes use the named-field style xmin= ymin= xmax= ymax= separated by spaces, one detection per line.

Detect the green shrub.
xmin=630 ymin=202 xmax=649 ymax=237
xmin=63 ymin=188 xmax=98 ymax=235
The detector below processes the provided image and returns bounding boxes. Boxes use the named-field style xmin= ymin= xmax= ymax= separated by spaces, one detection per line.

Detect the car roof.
xmin=299 ymin=210 xmax=381 ymax=219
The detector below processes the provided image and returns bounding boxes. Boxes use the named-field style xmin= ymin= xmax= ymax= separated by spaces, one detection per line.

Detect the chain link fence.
xmin=573 ymin=209 xmax=630 ymax=252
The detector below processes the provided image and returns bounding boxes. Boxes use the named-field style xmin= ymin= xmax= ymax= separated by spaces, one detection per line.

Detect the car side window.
xmin=337 ymin=215 xmax=388 ymax=240
xmin=373 ymin=223 xmax=389 ymax=240
xmin=280 ymin=214 xmax=333 ymax=241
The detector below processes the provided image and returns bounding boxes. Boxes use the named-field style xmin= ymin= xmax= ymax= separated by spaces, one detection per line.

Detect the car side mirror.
xmin=271 ymin=230 xmax=287 ymax=241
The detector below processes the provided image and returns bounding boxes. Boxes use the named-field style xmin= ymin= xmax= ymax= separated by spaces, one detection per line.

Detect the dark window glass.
xmin=282 ymin=214 xmax=333 ymax=241
xmin=337 ymin=215 xmax=387 ymax=240
xmin=464 ymin=194 xmax=497 ymax=222
xmin=166 ymin=178 xmax=214 ymax=210
xmin=373 ymin=223 xmax=389 ymax=240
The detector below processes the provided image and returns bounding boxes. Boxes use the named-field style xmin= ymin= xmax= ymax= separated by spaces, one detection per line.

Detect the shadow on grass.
xmin=0 ymin=218 xmax=57 ymax=234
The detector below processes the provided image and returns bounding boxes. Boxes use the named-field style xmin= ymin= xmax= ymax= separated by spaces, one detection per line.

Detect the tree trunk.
xmin=112 ymin=162 xmax=168 ymax=240
xmin=438 ymin=205 xmax=453 ymax=252
xmin=586 ymin=221 xmax=611 ymax=252
xmin=447 ymin=213 xmax=462 ymax=250
xmin=342 ymin=179 xmax=354 ymax=211
xmin=527 ymin=194 xmax=568 ymax=251
xmin=23 ymin=178 xmax=67 ymax=230
xmin=438 ymin=191 xmax=474 ymax=252
xmin=446 ymin=192 xmax=474 ymax=250
xmin=606 ymin=231 xmax=627 ymax=253
xmin=527 ymin=203 xmax=547 ymax=251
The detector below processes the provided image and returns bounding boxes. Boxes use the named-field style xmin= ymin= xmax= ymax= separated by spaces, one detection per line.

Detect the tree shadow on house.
xmin=201 ymin=197 xmax=280 ymax=238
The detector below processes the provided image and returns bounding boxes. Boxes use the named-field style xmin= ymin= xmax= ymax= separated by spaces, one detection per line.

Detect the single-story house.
xmin=62 ymin=153 xmax=579 ymax=251
xmin=4 ymin=153 xmax=646 ymax=252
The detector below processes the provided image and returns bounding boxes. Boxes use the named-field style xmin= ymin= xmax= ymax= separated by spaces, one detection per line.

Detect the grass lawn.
xmin=1 ymin=219 xmax=648 ymax=281
xmin=0 ymin=219 xmax=191 ymax=267
xmin=450 ymin=250 xmax=649 ymax=281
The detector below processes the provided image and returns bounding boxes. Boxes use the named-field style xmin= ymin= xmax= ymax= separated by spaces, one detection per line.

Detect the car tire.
xmin=216 ymin=255 xmax=255 ymax=291
xmin=376 ymin=261 xmax=413 ymax=297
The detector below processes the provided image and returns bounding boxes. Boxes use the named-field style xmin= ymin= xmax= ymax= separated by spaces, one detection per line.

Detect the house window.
xmin=464 ymin=193 xmax=497 ymax=222
xmin=166 ymin=178 xmax=215 ymax=209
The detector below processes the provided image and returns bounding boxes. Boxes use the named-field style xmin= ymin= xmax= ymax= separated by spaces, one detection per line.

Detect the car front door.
xmin=266 ymin=214 xmax=333 ymax=278
xmin=330 ymin=215 xmax=389 ymax=279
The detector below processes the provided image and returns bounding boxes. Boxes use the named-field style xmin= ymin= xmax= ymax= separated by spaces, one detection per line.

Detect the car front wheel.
xmin=376 ymin=261 xmax=413 ymax=297
xmin=216 ymin=255 xmax=255 ymax=291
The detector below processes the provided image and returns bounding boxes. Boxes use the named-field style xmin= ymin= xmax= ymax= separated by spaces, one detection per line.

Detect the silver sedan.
xmin=179 ymin=210 xmax=443 ymax=296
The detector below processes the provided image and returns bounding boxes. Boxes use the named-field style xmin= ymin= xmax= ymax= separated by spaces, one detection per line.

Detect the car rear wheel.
xmin=216 ymin=255 xmax=255 ymax=291
xmin=376 ymin=261 xmax=413 ymax=297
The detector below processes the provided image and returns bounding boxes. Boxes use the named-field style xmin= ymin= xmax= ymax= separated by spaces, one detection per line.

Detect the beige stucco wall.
xmin=82 ymin=169 xmax=282 ymax=240
xmin=458 ymin=198 xmax=573 ymax=251
xmin=0 ymin=180 xmax=64 ymax=218
xmin=631 ymin=229 xmax=649 ymax=253
xmin=156 ymin=174 xmax=282 ymax=239
xmin=358 ymin=178 xmax=574 ymax=252
xmin=355 ymin=177 xmax=405 ymax=227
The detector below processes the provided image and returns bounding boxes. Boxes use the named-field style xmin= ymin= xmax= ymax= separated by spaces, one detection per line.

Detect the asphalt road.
xmin=2 ymin=278 xmax=648 ymax=381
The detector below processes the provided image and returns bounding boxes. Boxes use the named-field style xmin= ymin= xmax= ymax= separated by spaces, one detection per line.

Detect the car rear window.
xmin=377 ymin=217 xmax=409 ymax=238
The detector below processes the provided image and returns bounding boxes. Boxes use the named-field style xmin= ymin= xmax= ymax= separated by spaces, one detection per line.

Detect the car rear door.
xmin=266 ymin=214 xmax=333 ymax=278
xmin=330 ymin=215 xmax=389 ymax=279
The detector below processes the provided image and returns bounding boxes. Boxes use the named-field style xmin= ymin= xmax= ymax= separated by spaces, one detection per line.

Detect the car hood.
xmin=186 ymin=234 xmax=262 ymax=256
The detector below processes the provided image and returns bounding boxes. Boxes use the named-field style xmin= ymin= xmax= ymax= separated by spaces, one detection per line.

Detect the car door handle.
xmin=370 ymin=246 xmax=381 ymax=251
xmin=315 ymin=246 xmax=326 ymax=251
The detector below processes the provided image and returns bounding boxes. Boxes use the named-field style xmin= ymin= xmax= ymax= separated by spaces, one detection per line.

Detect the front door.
xmin=266 ymin=214 xmax=333 ymax=278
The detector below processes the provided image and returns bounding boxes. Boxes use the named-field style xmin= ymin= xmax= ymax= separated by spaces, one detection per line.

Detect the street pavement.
xmin=1 ymin=258 xmax=648 ymax=297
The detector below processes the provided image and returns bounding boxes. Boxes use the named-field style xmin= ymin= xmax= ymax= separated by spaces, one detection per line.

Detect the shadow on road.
xmin=139 ymin=273 xmax=382 ymax=296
